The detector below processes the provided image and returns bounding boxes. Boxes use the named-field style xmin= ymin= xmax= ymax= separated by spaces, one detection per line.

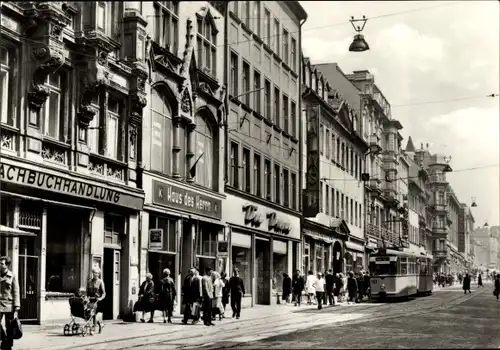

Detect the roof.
xmin=406 ymin=136 xmax=416 ymax=152
xmin=284 ymin=1 xmax=308 ymax=22
xmin=330 ymin=218 xmax=350 ymax=234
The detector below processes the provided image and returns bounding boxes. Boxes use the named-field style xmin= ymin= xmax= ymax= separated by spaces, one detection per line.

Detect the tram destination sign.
xmin=152 ymin=179 xmax=222 ymax=220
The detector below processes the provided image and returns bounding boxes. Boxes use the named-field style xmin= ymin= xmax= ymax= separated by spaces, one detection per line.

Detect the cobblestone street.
xmin=17 ymin=283 xmax=497 ymax=350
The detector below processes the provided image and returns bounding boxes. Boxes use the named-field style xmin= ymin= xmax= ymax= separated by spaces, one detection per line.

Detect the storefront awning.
xmin=303 ymin=229 xmax=334 ymax=244
xmin=345 ymin=241 xmax=364 ymax=253
xmin=0 ymin=225 xmax=36 ymax=237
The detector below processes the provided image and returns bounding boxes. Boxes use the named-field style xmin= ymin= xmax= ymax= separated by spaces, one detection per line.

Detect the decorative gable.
xmin=196 ymin=6 xmax=219 ymax=35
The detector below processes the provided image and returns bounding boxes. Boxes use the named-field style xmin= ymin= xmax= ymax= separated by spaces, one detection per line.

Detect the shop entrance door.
xmin=102 ymin=248 xmax=119 ymax=320
xmin=255 ymin=239 xmax=270 ymax=305
xmin=18 ymin=250 xmax=38 ymax=321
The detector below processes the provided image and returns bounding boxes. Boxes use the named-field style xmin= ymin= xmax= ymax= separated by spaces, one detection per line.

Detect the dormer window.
xmin=311 ymin=73 xmax=316 ymax=93
xmin=197 ymin=12 xmax=218 ymax=76
xmin=318 ymin=80 xmax=324 ymax=100
xmin=304 ymin=66 xmax=310 ymax=87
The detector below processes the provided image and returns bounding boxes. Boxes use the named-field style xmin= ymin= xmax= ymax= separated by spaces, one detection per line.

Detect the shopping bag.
xmin=11 ymin=317 xmax=23 ymax=340
xmin=191 ymin=302 xmax=201 ymax=318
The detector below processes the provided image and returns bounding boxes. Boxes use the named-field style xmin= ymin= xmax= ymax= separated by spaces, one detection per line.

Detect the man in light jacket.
xmin=0 ymin=256 xmax=20 ymax=350
xmin=201 ymin=267 xmax=214 ymax=326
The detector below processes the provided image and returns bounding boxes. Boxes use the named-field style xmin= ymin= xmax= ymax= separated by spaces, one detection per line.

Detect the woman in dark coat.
xmin=159 ymin=268 xmax=176 ymax=323
xmin=139 ymin=273 xmax=156 ymax=323
xmin=477 ymin=273 xmax=483 ymax=287
xmin=494 ymin=274 xmax=500 ymax=301
xmin=282 ymin=273 xmax=292 ymax=304
xmin=220 ymin=272 xmax=230 ymax=317
xmin=462 ymin=273 xmax=471 ymax=294
xmin=347 ymin=272 xmax=358 ymax=304
xmin=292 ymin=270 xmax=304 ymax=306
xmin=333 ymin=273 xmax=343 ymax=302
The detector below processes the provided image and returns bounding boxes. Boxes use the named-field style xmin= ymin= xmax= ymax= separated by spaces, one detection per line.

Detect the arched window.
xmin=194 ymin=113 xmax=214 ymax=189
xmin=150 ymin=88 xmax=172 ymax=175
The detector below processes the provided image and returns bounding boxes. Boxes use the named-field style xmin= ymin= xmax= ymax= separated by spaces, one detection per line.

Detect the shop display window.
xmin=149 ymin=215 xmax=176 ymax=252
xmin=272 ymin=252 xmax=287 ymax=293
xmin=148 ymin=251 xmax=175 ymax=291
xmin=232 ymin=246 xmax=251 ymax=295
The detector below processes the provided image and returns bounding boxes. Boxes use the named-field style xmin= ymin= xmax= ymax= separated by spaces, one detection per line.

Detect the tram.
xmin=369 ymin=248 xmax=433 ymax=300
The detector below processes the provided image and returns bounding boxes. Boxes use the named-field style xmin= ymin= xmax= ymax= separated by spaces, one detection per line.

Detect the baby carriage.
xmin=63 ymin=297 xmax=98 ymax=336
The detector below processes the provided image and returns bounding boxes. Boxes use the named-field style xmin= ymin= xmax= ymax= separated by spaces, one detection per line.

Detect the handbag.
xmin=191 ymin=302 xmax=201 ymax=318
xmin=11 ymin=317 xmax=23 ymax=340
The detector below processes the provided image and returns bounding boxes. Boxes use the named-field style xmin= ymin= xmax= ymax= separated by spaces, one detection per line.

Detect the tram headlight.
xmin=380 ymin=284 xmax=386 ymax=291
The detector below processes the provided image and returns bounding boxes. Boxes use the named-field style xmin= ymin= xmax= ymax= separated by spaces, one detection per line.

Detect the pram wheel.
xmin=63 ymin=324 xmax=70 ymax=336
xmin=81 ymin=325 xmax=89 ymax=337
xmin=72 ymin=323 xmax=79 ymax=335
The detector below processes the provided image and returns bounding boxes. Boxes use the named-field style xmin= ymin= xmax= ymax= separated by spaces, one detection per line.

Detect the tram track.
xmin=46 ymin=287 xmax=487 ymax=350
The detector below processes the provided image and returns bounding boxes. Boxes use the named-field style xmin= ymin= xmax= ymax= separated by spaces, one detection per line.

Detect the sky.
xmin=300 ymin=0 xmax=500 ymax=227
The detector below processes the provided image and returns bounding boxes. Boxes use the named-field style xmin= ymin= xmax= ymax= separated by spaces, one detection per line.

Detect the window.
xmin=97 ymin=2 xmax=106 ymax=32
xmin=290 ymin=101 xmax=297 ymax=137
xmin=400 ymin=257 xmax=408 ymax=274
xmin=154 ymin=1 xmax=179 ymax=53
xmin=265 ymin=159 xmax=271 ymax=200
xmin=345 ymin=196 xmax=349 ymax=223
xmin=325 ymin=185 xmax=329 ymax=215
xmin=273 ymin=19 xmax=280 ymax=54
xmin=264 ymin=8 xmax=271 ymax=46
xmin=283 ymin=169 xmax=289 ymax=207
xmin=243 ymin=148 xmax=251 ymax=193
xmin=355 ymin=202 xmax=358 ymax=226
xmin=194 ymin=113 xmax=214 ymax=189
xmin=149 ymin=215 xmax=176 ymax=252
xmin=274 ymin=163 xmax=280 ymax=204
xmin=230 ymin=142 xmax=239 ymax=188
xmin=354 ymin=154 xmax=358 ymax=179
xmin=320 ymin=181 xmax=323 ymax=212
xmin=196 ymin=14 xmax=217 ymax=75
xmin=282 ymin=29 xmax=289 ymax=64
xmin=320 ymin=125 xmax=324 ymax=154
xmin=345 ymin=146 xmax=349 ymax=173
xmin=151 ymin=89 xmax=172 ymax=175
xmin=264 ymin=79 xmax=271 ymax=120
xmin=252 ymin=1 xmax=260 ymax=35
xmin=331 ymin=133 xmax=335 ymax=160
xmin=232 ymin=245 xmax=251 ymax=296
xmin=274 ymin=87 xmax=280 ymax=127
xmin=253 ymin=70 xmax=261 ymax=113
xmin=359 ymin=203 xmax=362 ymax=228
xmin=197 ymin=224 xmax=217 ymax=257
xmin=331 ymin=187 xmax=335 ymax=216
xmin=282 ymin=95 xmax=289 ymax=133
xmin=106 ymin=96 xmax=121 ymax=160
xmin=242 ymin=61 xmax=250 ymax=105
xmin=291 ymin=173 xmax=297 ymax=210
xmin=341 ymin=193 xmax=345 ymax=218
xmin=230 ymin=52 xmax=238 ymax=96
xmin=291 ymin=38 xmax=297 ymax=71
xmin=336 ymin=190 xmax=340 ymax=217
xmin=341 ymin=142 xmax=345 ymax=168
xmin=0 ymin=46 xmax=13 ymax=126
xmin=350 ymin=149 xmax=354 ymax=176
xmin=88 ymin=95 xmax=100 ymax=153
xmin=254 ymin=153 xmax=261 ymax=196
xmin=325 ymin=129 xmax=330 ymax=159
xmin=41 ymin=73 xmax=65 ymax=140
xmin=359 ymin=157 xmax=363 ymax=179
xmin=336 ymin=138 xmax=340 ymax=163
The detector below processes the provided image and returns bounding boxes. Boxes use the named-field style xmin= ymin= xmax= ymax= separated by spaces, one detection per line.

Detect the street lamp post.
xmin=349 ymin=16 xmax=370 ymax=52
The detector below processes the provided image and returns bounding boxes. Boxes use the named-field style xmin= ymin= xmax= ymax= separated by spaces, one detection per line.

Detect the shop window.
xmin=104 ymin=214 xmax=124 ymax=247
xmin=196 ymin=224 xmax=217 ymax=257
xmin=273 ymin=251 xmax=287 ymax=293
xmin=356 ymin=256 xmax=363 ymax=273
xmin=148 ymin=252 xmax=175 ymax=287
xmin=323 ymin=246 xmax=329 ymax=272
xmin=315 ymin=244 xmax=323 ymax=273
xmin=345 ymin=253 xmax=353 ymax=273
xmin=149 ymin=215 xmax=176 ymax=252
xmin=232 ymin=245 xmax=251 ymax=295
xmin=46 ymin=207 xmax=82 ymax=293
xmin=303 ymin=242 xmax=310 ymax=274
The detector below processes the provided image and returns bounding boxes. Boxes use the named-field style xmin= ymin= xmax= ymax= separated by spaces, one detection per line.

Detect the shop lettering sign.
xmin=303 ymin=105 xmax=320 ymax=218
xmin=267 ymin=212 xmax=291 ymax=235
xmin=217 ymin=241 xmax=229 ymax=258
xmin=152 ymin=179 xmax=222 ymax=220
xmin=242 ymin=204 xmax=263 ymax=227
xmin=0 ymin=163 xmax=144 ymax=210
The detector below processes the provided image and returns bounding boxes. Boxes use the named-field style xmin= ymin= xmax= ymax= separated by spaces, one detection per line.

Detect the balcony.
xmin=369 ymin=134 xmax=382 ymax=154
xmin=429 ymin=173 xmax=448 ymax=184
xmin=432 ymin=226 xmax=448 ymax=237
xmin=368 ymin=178 xmax=382 ymax=192
xmin=383 ymin=150 xmax=398 ymax=163
xmin=365 ymin=222 xmax=399 ymax=246
xmin=433 ymin=249 xmax=448 ymax=258
xmin=433 ymin=203 xmax=448 ymax=213
xmin=418 ymin=213 xmax=426 ymax=226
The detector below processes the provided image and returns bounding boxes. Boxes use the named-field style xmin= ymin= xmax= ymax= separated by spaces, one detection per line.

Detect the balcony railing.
xmin=434 ymin=203 xmax=447 ymax=212
xmin=433 ymin=249 xmax=448 ymax=258
xmin=365 ymin=222 xmax=399 ymax=245
xmin=429 ymin=173 xmax=447 ymax=184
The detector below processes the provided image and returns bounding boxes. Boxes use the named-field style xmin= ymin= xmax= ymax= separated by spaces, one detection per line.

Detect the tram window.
xmin=400 ymin=258 xmax=408 ymax=275
xmin=374 ymin=261 xmax=397 ymax=275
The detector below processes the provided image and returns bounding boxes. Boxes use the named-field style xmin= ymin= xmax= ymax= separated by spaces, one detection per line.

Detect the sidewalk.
xmin=17 ymin=303 xmax=326 ymax=350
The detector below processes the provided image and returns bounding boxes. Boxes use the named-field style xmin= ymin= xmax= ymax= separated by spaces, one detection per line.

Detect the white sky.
xmin=300 ymin=0 xmax=500 ymax=227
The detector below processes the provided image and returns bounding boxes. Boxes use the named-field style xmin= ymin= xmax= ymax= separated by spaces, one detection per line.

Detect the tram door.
xmin=18 ymin=236 xmax=39 ymax=321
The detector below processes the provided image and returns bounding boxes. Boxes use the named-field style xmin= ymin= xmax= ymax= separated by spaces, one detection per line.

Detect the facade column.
xmin=11 ymin=200 xmax=20 ymax=276
xmin=269 ymin=237 xmax=274 ymax=305
xmin=38 ymin=206 xmax=47 ymax=322
xmin=186 ymin=122 xmax=196 ymax=183
xmin=251 ymin=233 xmax=256 ymax=307
xmin=172 ymin=116 xmax=182 ymax=178
xmin=174 ymin=218 xmax=182 ymax=314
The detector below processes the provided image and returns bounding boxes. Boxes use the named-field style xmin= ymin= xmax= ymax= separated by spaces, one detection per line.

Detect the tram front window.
xmin=374 ymin=261 xmax=397 ymax=276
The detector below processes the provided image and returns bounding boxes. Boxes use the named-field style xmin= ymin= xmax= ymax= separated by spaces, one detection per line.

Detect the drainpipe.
xmin=298 ymin=15 xmax=307 ymax=272
xmin=223 ymin=2 xmax=230 ymax=186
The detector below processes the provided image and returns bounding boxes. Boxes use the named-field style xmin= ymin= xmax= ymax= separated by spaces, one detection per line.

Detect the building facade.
xmin=137 ymin=0 xmax=228 ymax=315
xmin=472 ymin=226 xmax=499 ymax=270
xmin=458 ymin=203 xmax=475 ymax=270
xmin=223 ymin=1 xmax=307 ymax=307
xmin=0 ymin=1 xmax=146 ymax=323
xmin=313 ymin=63 xmax=368 ymax=272
xmin=446 ymin=188 xmax=463 ymax=273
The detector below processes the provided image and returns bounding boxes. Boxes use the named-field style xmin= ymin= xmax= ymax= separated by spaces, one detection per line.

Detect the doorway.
xmin=255 ymin=239 xmax=270 ymax=305
xmin=102 ymin=248 xmax=115 ymax=320
xmin=18 ymin=236 xmax=39 ymax=321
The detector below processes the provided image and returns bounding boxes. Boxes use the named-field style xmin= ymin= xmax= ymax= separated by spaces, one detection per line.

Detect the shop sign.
xmin=242 ymin=204 xmax=264 ymax=227
xmin=0 ymin=163 xmax=144 ymax=210
xmin=149 ymin=229 xmax=163 ymax=250
xmin=303 ymin=229 xmax=334 ymax=244
xmin=303 ymin=105 xmax=320 ymax=218
xmin=267 ymin=212 xmax=291 ymax=235
xmin=217 ymin=240 xmax=229 ymax=258
xmin=152 ymin=179 xmax=222 ymax=220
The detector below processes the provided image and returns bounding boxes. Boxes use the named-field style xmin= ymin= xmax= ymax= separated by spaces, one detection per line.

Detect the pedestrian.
xmin=220 ymin=272 xmax=230 ymax=317
xmin=0 ymin=256 xmax=20 ymax=350
xmin=333 ymin=273 xmax=342 ymax=304
xmin=356 ymin=272 xmax=365 ymax=301
xmin=306 ymin=270 xmax=316 ymax=305
xmin=201 ymin=267 xmax=214 ymax=326
xmin=282 ymin=273 xmax=292 ymax=304
xmin=181 ymin=268 xmax=201 ymax=325
xmin=494 ymin=274 xmax=500 ymax=301
xmin=313 ymin=272 xmax=325 ymax=310
xmin=159 ymin=268 xmax=176 ymax=323
xmin=211 ymin=271 xmax=224 ymax=321
xmin=325 ymin=269 xmax=335 ymax=306
xmin=347 ymin=272 xmax=358 ymax=304
xmin=86 ymin=267 xmax=106 ymax=333
xmin=363 ymin=271 xmax=371 ymax=299
xmin=462 ymin=273 xmax=471 ymax=294
xmin=477 ymin=273 xmax=483 ymax=287
xmin=292 ymin=270 xmax=304 ymax=307
xmin=229 ymin=268 xmax=245 ymax=319
xmin=138 ymin=273 xmax=156 ymax=323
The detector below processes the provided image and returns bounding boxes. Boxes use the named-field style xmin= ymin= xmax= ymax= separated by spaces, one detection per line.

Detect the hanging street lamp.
xmin=443 ymin=155 xmax=453 ymax=172
xmin=349 ymin=15 xmax=370 ymax=52
xmin=471 ymin=197 xmax=477 ymax=207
